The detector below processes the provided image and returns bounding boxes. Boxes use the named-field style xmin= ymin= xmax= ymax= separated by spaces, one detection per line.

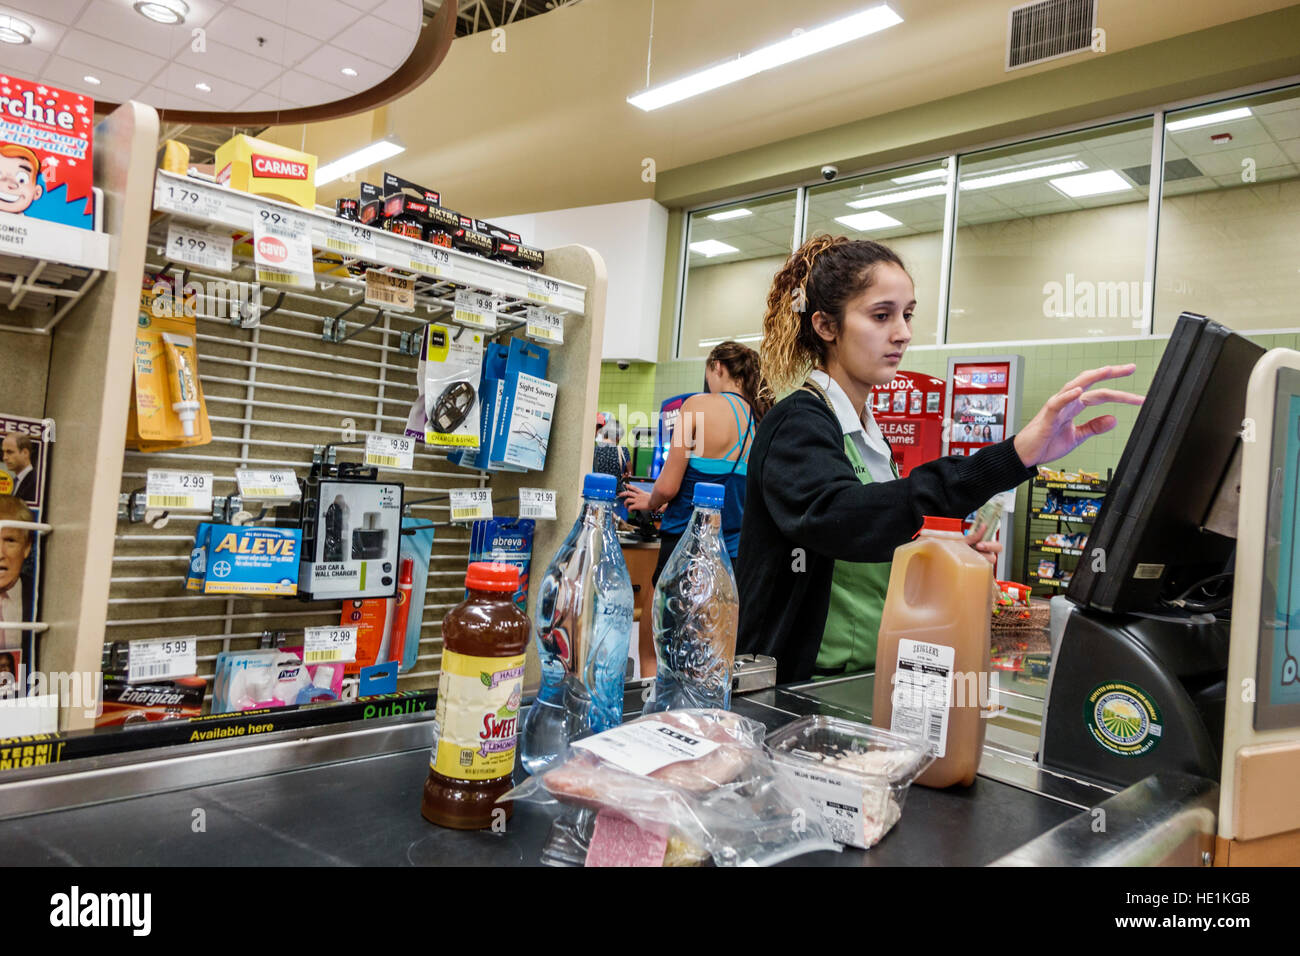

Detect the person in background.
xmin=0 ymin=495 xmax=34 ymax=636
xmin=1 ymin=434 xmax=36 ymax=502
xmin=592 ymin=413 xmax=631 ymax=481
xmin=620 ymin=341 xmax=771 ymax=583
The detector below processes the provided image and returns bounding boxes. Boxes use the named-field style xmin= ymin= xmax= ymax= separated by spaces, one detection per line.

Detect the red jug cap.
xmin=922 ymin=516 xmax=963 ymax=534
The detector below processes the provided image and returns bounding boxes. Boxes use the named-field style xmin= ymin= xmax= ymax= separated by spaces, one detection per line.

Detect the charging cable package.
xmin=424 ymin=324 xmax=484 ymax=448
xmin=396 ymin=517 xmax=435 ymax=672
xmin=469 ymin=517 xmax=534 ymax=613
xmin=296 ymin=462 xmax=405 ymax=601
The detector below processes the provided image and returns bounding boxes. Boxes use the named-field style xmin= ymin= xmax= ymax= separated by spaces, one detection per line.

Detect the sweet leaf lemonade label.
xmin=431 ymin=650 xmax=526 ymax=779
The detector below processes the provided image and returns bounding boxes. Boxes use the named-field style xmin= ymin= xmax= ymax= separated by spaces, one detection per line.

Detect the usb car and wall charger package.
xmin=294 ymin=462 xmax=404 ymax=601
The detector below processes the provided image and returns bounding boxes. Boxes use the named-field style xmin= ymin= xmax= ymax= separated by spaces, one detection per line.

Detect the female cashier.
xmin=735 ymin=236 xmax=1143 ymax=683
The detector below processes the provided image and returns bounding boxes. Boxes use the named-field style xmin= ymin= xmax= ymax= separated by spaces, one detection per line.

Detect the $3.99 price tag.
xmin=365 ymin=433 xmax=415 ymax=470
xmin=127 ymin=637 xmax=198 ymax=684
xmin=525 ymin=307 xmax=564 ymax=345
xmin=146 ymin=469 xmax=214 ymax=511
xmin=303 ymin=626 xmax=358 ymax=664
xmin=166 ymin=222 xmax=234 ymax=273
xmin=519 ymin=488 xmax=557 ymax=520
xmin=235 ymin=468 xmax=300 ymax=500
xmin=449 ymin=488 xmax=492 ymax=522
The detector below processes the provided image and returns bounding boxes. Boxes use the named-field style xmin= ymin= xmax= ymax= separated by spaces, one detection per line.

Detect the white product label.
xmin=0 ymin=217 xmax=83 ymax=263
xmin=1133 ymin=563 xmax=1165 ymax=580
xmin=165 ymin=222 xmax=233 ymax=273
xmin=526 ymin=274 xmax=560 ymax=304
xmin=518 ymin=487 xmax=557 ymax=520
xmin=449 ymin=488 xmax=492 ymax=522
xmin=323 ymin=219 xmax=376 ymax=259
xmin=453 ymin=289 xmax=498 ymax=331
xmin=308 ymin=563 xmax=361 ymax=590
xmin=782 ymin=762 xmax=894 ymax=850
xmin=303 ymin=626 xmax=358 ymax=664
xmin=365 ymin=433 xmax=415 ymax=470
xmin=409 ymin=243 xmax=451 ymax=277
xmin=364 ymin=269 xmax=415 ymax=312
xmin=252 ymin=206 xmax=314 ymax=288
xmin=155 ymin=180 xmax=227 ymax=221
xmin=890 ymin=639 xmax=955 ymax=759
xmin=127 ymin=637 xmax=198 ymax=684
xmin=235 ymin=468 xmax=300 ymax=500
xmin=525 ymin=306 xmax=564 ymax=345
xmin=573 ymin=719 xmax=721 ymax=776
xmin=146 ymin=469 xmax=214 ymax=511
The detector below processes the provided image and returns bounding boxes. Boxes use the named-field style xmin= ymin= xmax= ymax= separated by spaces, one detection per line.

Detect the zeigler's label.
xmin=430 ymin=650 xmax=526 ymax=780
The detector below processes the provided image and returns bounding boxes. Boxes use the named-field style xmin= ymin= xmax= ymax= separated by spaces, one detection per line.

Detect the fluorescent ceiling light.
xmin=707 ymin=208 xmax=752 ymax=221
xmin=341 ymin=67 xmax=358 ymax=77
xmin=83 ymin=75 xmax=102 ymax=85
xmin=961 ymin=159 xmax=1086 ymax=191
xmin=627 ymin=4 xmax=903 ymax=111
xmin=835 ymin=210 xmax=903 ymax=232
xmin=699 ymin=333 xmax=763 ymax=348
xmin=1166 ymin=107 xmax=1252 ymax=132
xmin=133 ymin=0 xmax=189 ymax=24
xmin=892 ymin=167 xmax=947 ymax=184
xmin=194 ymin=82 xmax=211 ymax=92
xmin=315 ymin=137 xmax=406 ymax=186
xmin=0 ymin=14 xmax=34 ymax=44
xmin=689 ymin=239 xmax=740 ymax=257
xmin=846 ymin=184 xmax=946 ymax=208
xmin=1049 ymin=169 xmax=1133 ymax=197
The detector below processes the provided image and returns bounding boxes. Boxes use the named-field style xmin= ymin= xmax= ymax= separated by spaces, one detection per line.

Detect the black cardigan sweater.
xmin=735 ymin=388 xmax=1038 ymax=683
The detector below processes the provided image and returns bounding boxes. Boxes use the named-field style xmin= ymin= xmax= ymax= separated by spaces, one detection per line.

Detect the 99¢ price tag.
xmin=253 ymin=206 xmax=314 ymax=288
xmin=365 ymin=433 xmax=415 ymax=470
xmin=450 ymin=488 xmax=492 ymax=522
xmin=519 ymin=488 xmax=557 ymax=520
xmin=127 ymin=637 xmax=198 ymax=684
xmin=235 ymin=468 xmax=300 ymax=500
xmin=166 ymin=222 xmax=233 ymax=273
xmin=146 ymin=469 xmax=214 ymax=511
xmin=453 ymin=289 xmax=498 ymax=331
xmin=526 ymin=307 xmax=564 ymax=345
xmin=303 ymin=626 xmax=358 ymax=664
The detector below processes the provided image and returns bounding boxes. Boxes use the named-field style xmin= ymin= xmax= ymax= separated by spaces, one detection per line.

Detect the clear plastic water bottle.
xmin=520 ymin=473 xmax=634 ymax=775
xmin=645 ymin=482 xmax=739 ymax=713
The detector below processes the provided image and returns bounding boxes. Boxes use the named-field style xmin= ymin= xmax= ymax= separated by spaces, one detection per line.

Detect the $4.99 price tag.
xmin=364 ymin=269 xmax=416 ymax=312
xmin=450 ymin=488 xmax=492 ymax=522
xmin=146 ymin=469 xmax=214 ymax=511
xmin=519 ymin=488 xmax=557 ymax=520
xmin=453 ymin=289 xmax=498 ymax=331
xmin=303 ymin=626 xmax=358 ymax=664
xmin=166 ymin=222 xmax=234 ymax=273
xmin=127 ymin=637 xmax=198 ymax=684
xmin=525 ymin=307 xmax=564 ymax=345
xmin=365 ymin=433 xmax=415 ymax=470
xmin=235 ymin=468 xmax=300 ymax=500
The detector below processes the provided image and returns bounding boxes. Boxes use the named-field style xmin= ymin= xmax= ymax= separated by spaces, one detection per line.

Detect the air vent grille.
xmin=1121 ymin=158 xmax=1205 ymax=187
xmin=1006 ymin=0 xmax=1097 ymax=70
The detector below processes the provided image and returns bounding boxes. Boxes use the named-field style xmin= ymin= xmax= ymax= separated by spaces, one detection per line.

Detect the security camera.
xmin=617 ymin=360 xmax=630 ymax=370
xmin=821 ymin=165 xmax=839 ymax=182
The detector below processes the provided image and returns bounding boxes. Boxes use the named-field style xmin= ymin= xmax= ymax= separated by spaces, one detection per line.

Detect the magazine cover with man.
xmin=0 ymin=413 xmax=49 ymax=690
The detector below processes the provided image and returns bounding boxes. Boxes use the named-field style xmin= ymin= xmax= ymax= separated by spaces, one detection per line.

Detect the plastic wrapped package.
xmin=500 ymin=709 xmax=839 ymax=866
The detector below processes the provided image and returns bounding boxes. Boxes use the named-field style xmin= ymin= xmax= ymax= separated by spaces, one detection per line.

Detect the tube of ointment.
xmin=160 ymin=332 xmax=201 ymax=437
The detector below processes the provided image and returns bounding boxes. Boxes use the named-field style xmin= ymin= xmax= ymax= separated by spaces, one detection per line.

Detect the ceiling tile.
xmin=55 ymin=29 xmax=167 ymax=82
xmin=1279 ymin=138 xmax=1300 ymax=165
xmin=1257 ymin=108 xmax=1300 ymax=142
xmin=236 ymin=89 xmax=305 ymax=113
xmin=171 ymin=38 xmax=287 ymax=89
xmin=0 ymin=0 xmax=89 ymax=26
xmin=202 ymin=6 xmax=319 ymax=66
xmin=0 ymin=6 xmax=65 ymax=51
xmin=337 ymin=0 xmax=386 ymax=10
xmin=137 ymin=85 xmax=211 ymax=114
xmin=155 ymin=61 xmax=255 ymax=111
xmin=70 ymin=2 xmax=202 ymax=56
xmin=0 ymin=45 xmax=51 ymax=78
xmin=371 ymin=0 xmax=421 ymax=31
xmin=274 ymin=69 xmax=351 ymax=106
xmin=232 ymin=0 xmax=363 ymax=42
xmin=293 ymin=43 xmax=388 ymax=89
xmin=1190 ymin=142 xmax=1287 ymax=178
xmin=37 ymin=55 xmax=140 ymax=103
xmin=343 ymin=14 xmax=418 ymax=65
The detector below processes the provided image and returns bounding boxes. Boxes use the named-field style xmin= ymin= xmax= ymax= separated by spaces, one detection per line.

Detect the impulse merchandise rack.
xmin=0 ymin=194 xmax=110 ymax=335
xmin=1022 ymin=470 xmax=1111 ymax=593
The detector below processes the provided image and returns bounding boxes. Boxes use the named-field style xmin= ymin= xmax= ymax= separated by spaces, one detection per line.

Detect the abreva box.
xmin=203 ymin=525 xmax=302 ymax=596
xmin=215 ymin=134 xmax=317 ymax=210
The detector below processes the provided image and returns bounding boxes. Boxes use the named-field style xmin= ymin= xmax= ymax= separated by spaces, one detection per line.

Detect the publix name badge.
xmin=205 ymin=526 xmax=301 ymax=596
xmin=1084 ymin=680 xmax=1163 ymax=758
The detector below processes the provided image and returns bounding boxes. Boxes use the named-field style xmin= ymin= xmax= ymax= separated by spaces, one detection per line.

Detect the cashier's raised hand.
xmin=1013 ymin=365 xmax=1144 ymax=467
xmin=965 ymin=520 xmax=1001 ymax=568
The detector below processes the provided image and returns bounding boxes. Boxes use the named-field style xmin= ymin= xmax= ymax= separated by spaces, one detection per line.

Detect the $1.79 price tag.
xmin=519 ymin=488 xmax=557 ymax=520
xmin=127 ymin=637 xmax=198 ymax=684
xmin=166 ymin=222 xmax=234 ymax=273
xmin=450 ymin=488 xmax=492 ymax=522
xmin=235 ymin=468 xmax=300 ymax=500
xmin=365 ymin=433 xmax=415 ymax=470
xmin=525 ymin=307 xmax=564 ymax=345
xmin=146 ymin=469 xmax=213 ymax=511
xmin=303 ymin=626 xmax=358 ymax=664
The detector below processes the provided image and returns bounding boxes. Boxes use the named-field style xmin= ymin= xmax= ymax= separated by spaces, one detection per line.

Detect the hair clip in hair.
xmin=790 ymin=285 xmax=807 ymax=313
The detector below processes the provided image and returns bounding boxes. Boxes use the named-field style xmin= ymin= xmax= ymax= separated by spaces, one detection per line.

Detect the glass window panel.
xmin=1154 ymin=85 xmax=1300 ymax=334
xmin=948 ymin=118 xmax=1155 ymax=344
xmin=802 ymin=160 xmax=948 ymax=347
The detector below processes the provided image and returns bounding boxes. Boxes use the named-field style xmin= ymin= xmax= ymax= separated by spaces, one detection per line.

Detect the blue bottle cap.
xmin=694 ymin=482 xmax=725 ymax=510
xmin=583 ymin=473 xmax=617 ymax=501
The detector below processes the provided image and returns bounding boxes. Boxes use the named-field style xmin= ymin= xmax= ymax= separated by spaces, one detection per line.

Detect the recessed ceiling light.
xmin=961 ymin=159 xmax=1086 ymax=191
xmin=707 ymin=208 xmax=752 ymax=221
xmin=689 ymin=240 xmax=740 ymax=257
xmin=0 ymin=14 xmax=35 ymax=44
xmin=340 ymin=67 xmax=359 ymax=77
xmin=83 ymin=75 xmax=102 ymax=86
xmin=891 ymin=167 xmax=948 ymax=184
xmin=1166 ymin=107 xmax=1252 ymax=132
xmin=1049 ymin=169 xmax=1133 ymax=197
xmin=835 ymin=210 xmax=903 ymax=232
xmin=194 ymin=82 xmax=211 ymax=92
xmin=133 ymin=0 xmax=189 ymax=25
xmin=846 ymin=184 xmax=947 ymax=209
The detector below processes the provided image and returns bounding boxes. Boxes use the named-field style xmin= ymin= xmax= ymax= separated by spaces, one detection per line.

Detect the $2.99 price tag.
xmin=449 ymin=488 xmax=492 ymax=522
xmin=519 ymin=488 xmax=557 ymax=520
xmin=303 ymin=626 xmax=358 ymax=664
xmin=127 ymin=637 xmax=198 ymax=684
xmin=525 ymin=307 xmax=564 ymax=345
xmin=166 ymin=222 xmax=234 ymax=273
xmin=146 ymin=469 xmax=214 ymax=511
xmin=365 ymin=433 xmax=415 ymax=470
xmin=235 ymin=468 xmax=300 ymax=500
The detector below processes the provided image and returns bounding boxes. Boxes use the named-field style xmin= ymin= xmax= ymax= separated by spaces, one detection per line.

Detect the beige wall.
xmin=678 ymin=254 xmax=785 ymax=359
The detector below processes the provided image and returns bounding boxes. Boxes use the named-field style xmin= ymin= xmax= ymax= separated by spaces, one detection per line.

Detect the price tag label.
xmin=526 ymin=307 xmax=564 ymax=345
xmin=365 ymin=433 xmax=415 ymax=470
xmin=303 ymin=626 xmax=358 ymax=664
xmin=519 ymin=487 xmax=557 ymax=520
xmin=235 ymin=468 xmax=300 ymax=500
xmin=146 ymin=469 xmax=214 ymax=511
xmin=450 ymin=488 xmax=492 ymax=522
xmin=526 ymin=274 xmax=560 ymax=303
xmin=323 ymin=219 xmax=376 ymax=260
xmin=155 ymin=179 xmax=227 ymax=220
xmin=253 ymin=206 xmax=314 ymax=288
xmin=127 ymin=637 xmax=198 ymax=684
xmin=453 ymin=289 xmax=498 ymax=331
xmin=409 ymin=243 xmax=451 ymax=277
xmin=166 ymin=222 xmax=233 ymax=273
xmin=365 ymin=269 xmax=416 ymax=312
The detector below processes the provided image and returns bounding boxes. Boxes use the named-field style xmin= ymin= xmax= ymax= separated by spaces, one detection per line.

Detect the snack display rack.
xmin=1022 ymin=469 xmax=1111 ymax=593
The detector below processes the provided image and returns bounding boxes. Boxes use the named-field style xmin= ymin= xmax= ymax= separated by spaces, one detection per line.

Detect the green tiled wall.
xmin=596 ymin=360 xmax=657 ymax=441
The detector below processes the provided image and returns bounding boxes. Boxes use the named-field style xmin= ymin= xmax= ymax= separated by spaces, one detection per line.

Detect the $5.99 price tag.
xmin=146 ymin=469 xmax=214 ymax=511
xmin=127 ymin=637 xmax=198 ymax=684
xmin=449 ymin=488 xmax=492 ymax=522
xmin=525 ymin=307 xmax=564 ymax=345
xmin=453 ymin=289 xmax=498 ymax=331
xmin=365 ymin=433 xmax=415 ymax=470
xmin=519 ymin=488 xmax=557 ymax=520
xmin=303 ymin=626 xmax=358 ymax=664
xmin=235 ymin=468 xmax=300 ymax=500
xmin=166 ymin=222 xmax=234 ymax=273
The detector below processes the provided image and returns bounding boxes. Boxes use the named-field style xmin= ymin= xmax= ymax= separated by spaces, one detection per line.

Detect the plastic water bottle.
xmin=645 ymin=482 xmax=739 ymax=713
xmin=520 ymin=473 xmax=634 ymax=774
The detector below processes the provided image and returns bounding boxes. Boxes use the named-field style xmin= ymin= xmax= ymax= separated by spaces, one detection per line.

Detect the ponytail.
xmin=707 ymin=341 xmax=771 ymax=422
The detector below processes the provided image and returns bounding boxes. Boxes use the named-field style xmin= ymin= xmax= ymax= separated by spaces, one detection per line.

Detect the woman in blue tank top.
xmin=620 ymin=341 xmax=771 ymax=585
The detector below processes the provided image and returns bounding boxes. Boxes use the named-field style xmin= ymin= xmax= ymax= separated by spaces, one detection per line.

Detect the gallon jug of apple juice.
xmin=871 ymin=515 xmax=994 ymax=788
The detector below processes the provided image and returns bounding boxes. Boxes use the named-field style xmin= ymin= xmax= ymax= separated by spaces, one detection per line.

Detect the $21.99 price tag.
xmin=449 ymin=488 xmax=492 ymax=522
xmin=303 ymin=627 xmax=358 ymax=664
xmin=519 ymin=488 xmax=557 ymax=520
xmin=146 ymin=469 xmax=214 ymax=511
xmin=127 ymin=637 xmax=198 ymax=684
xmin=365 ymin=433 xmax=415 ymax=470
